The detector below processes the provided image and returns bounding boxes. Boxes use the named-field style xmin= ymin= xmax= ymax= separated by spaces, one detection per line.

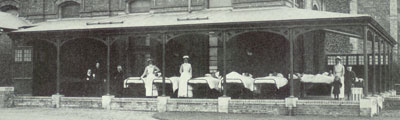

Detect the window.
xmin=327 ymin=56 xmax=336 ymax=65
xmin=15 ymin=50 xmax=23 ymax=62
xmin=358 ymin=55 xmax=364 ymax=65
xmin=208 ymin=0 xmax=232 ymax=8
xmin=14 ymin=49 xmax=32 ymax=62
xmin=129 ymin=0 xmax=151 ymax=13
xmin=386 ymin=55 xmax=389 ymax=65
xmin=0 ymin=5 xmax=19 ymax=16
xmin=312 ymin=5 xmax=318 ymax=10
xmin=60 ymin=2 xmax=80 ymax=18
xmin=23 ymin=49 xmax=32 ymax=62
xmin=348 ymin=56 xmax=357 ymax=65
xmin=296 ymin=0 xmax=304 ymax=9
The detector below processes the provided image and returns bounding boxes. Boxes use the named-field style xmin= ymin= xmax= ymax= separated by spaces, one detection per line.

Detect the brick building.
xmin=0 ymin=0 xmax=397 ymax=98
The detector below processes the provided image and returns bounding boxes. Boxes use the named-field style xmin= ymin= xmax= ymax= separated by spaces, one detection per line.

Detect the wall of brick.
xmin=60 ymin=97 xmax=102 ymax=109
xmin=10 ymin=96 xmax=369 ymax=116
xmin=324 ymin=0 xmax=349 ymax=13
xmin=295 ymin=100 xmax=360 ymax=116
xmin=110 ymin=98 xmax=157 ymax=111
xmin=0 ymin=34 xmax=12 ymax=86
xmin=13 ymin=96 xmax=53 ymax=108
xmin=228 ymin=99 xmax=286 ymax=115
xmin=358 ymin=0 xmax=391 ymax=33
xmin=167 ymin=99 xmax=218 ymax=112
xmin=383 ymin=97 xmax=400 ymax=110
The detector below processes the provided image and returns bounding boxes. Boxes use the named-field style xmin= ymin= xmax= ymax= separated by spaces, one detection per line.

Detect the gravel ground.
xmin=153 ymin=110 xmax=400 ymax=120
xmin=0 ymin=108 xmax=157 ymax=120
xmin=2 ymin=108 xmax=400 ymax=120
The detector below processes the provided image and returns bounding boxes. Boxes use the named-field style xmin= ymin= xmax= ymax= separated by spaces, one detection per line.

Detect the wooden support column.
xmin=162 ymin=33 xmax=166 ymax=96
xmin=383 ymin=42 xmax=387 ymax=92
xmin=378 ymin=39 xmax=382 ymax=93
xmin=389 ymin=44 xmax=392 ymax=90
xmin=390 ymin=46 xmax=394 ymax=90
xmin=372 ymin=35 xmax=376 ymax=95
xmin=56 ymin=39 xmax=61 ymax=94
xmin=363 ymin=27 xmax=369 ymax=96
xmin=106 ymin=37 xmax=111 ymax=95
xmin=222 ymin=32 xmax=227 ymax=97
xmin=289 ymin=29 xmax=295 ymax=97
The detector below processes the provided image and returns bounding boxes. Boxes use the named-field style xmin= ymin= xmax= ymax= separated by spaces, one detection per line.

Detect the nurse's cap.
xmin=335 ymin=56 xmax=341 ymax=60
xmin=183 ymin=55 xmax=189 ymax=59
xmin=147 ymin=58 xmax=153 ymax=61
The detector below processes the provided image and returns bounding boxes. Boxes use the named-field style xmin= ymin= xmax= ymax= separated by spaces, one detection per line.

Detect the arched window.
xmin=312 ymin=5 xmax=319 ymax=10
xmin=60 ymin=1 xmax=80 ymax=18
xmin=296 ymin=0 xmax=304 ymax=9
xmin=129 ymin=0 xmax=150 ymax=13
xmin=208 ymin=0 xmax=231 ymax=8
xmin=0 ymin=5 xmax=19 ymax=16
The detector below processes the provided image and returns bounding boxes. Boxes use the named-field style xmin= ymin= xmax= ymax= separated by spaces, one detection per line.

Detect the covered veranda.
xmin=8 ymin=7 xmax=396 ymax=100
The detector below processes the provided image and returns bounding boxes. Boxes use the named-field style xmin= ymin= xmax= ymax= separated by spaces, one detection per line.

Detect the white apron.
xmin=178 ymin=63 xmax=193 ymax=97
xmin=143 ymin=66 xmax=158 ymax=96
xmin=332 ymin=63 xmax=345 ymax=99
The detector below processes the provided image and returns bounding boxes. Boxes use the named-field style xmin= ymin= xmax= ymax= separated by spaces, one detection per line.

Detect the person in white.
xmin=332 ymin=56 xmax=345 ymax=99
xmin=178 ymin=55 xmax=192 ymax=97
xmin=141 ymin=58 xmax=160 ymax=97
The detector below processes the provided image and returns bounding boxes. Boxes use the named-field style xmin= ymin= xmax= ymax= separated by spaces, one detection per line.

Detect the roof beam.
xmin=323 ymin=28 xmax=362 ymax=38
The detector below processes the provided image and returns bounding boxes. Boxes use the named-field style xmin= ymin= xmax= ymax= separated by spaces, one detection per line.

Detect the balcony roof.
xmin=12 ymin=7 xmax=396 ymax=44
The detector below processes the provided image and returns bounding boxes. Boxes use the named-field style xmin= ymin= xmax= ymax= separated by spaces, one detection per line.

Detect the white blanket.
xmin=123 ymin=77 xmax=180 ymax=92
xmin=189 ymin=77 xmax=221 ymax=90
xmin=123 ymin=77 xmax=143 ymax=88
xmin=220 ymin=72 xmax=255 ymax=91
xmin=300 ymin=74 xmax=335 ymax=84
xmin=153 ymin=77 xmax=180 ymax=92
xmin=255 ymin=76 xmax=288 ymax=89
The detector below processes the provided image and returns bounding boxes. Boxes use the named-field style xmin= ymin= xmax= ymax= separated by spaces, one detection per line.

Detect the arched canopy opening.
xmin=163 ymin=34 xmax=209 ymax=78
xmin=24 ymin=40 xmax=57 ymax=96
xmin=60 ymin=38 xmax=106 ymax=96
xmin=226 ymin=32 xmax=289 ymax=77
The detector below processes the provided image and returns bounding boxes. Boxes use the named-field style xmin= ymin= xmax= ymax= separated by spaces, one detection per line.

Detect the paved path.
xmin=153 ymin=110 xmax=400 ymax=120
xmin=0 ymin=108 xmax=157 ymax=120
xmin=2 ymin=108 xmax=400 ymax=120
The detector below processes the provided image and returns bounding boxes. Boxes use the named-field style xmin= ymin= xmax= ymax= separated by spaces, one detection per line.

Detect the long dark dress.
xmin=332 ymin=80 xmax=342 ymax=95
xmin=344 ymin=71 xmax=357 ymax=95
xmin=113 ymin=70 xmax=125 ymax=97
xmin=92 ymin=67 xmax=104 ymax=96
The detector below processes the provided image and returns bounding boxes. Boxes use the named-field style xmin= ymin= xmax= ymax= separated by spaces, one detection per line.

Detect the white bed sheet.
xmin=123 ymin=77 xmax=143 ymax=88
xmin=188 ymin=77 xmax=221 ymax=90
xmin=300 ymin=74 xmax=334 ymax=84
xmin=255 ymin=76 xmax=288 ymax=89
xmin=219 ymin=72 xmax=255 ymax=91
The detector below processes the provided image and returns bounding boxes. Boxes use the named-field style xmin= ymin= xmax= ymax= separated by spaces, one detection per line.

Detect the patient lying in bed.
xmin=255 ymin=73 xmax=288 ymax=89
xmin=297 ymin=72 xmax=335 ymax=84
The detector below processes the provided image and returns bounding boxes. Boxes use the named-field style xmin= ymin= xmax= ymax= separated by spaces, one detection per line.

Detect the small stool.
xmin=351 ymin=88 xmax=363 ymax=101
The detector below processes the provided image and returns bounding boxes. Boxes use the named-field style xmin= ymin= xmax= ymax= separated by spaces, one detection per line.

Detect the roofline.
xmin=10 ymin=15 xmax=396 ymax=46
xmin=366 ymin=17 xmax=398 ymax=46
xmin=11 ymin=16 xmax=368 ymax=32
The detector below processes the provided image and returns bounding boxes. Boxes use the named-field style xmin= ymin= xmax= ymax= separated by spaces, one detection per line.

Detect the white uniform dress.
xmin=332 ymin=63 xmax=345 ymax=99
xmin=178 ymin=63 xmax=192 ymax=97
xmin=142 ymin=65 xmax=159 ymax=96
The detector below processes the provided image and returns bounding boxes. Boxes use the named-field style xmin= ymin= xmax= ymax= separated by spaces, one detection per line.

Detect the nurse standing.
xmin=178 ymin=55 xmax=192 ymax=97
xmin=141 ymin=58 xmax=160 ymax=97
xmin=333 ymin=56 xmax=345 ymax=99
